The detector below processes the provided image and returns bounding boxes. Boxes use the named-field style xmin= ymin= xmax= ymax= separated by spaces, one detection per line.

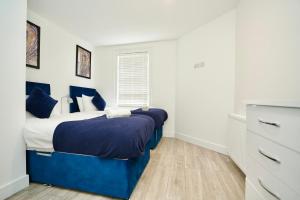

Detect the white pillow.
xmin=76 ymin=97 xmax=84 ymax=112
xmin=82 ymin=94 xmax=97 ymax=112
xmin=26 ymin=96 xmax=30 ymax=118
xmin=26 ymin=111 xmax=35 ymax=119
xmin=50 ymin=103 xmax=61 ymax=117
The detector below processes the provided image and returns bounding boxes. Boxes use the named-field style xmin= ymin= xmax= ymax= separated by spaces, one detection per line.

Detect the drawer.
xmin=246 ymin=156 xmax=299 ymax=200
xmin=246 ymin=131 xmax=300 ymax=193
xmin=247 ymin=105 xmax=300 ymax=153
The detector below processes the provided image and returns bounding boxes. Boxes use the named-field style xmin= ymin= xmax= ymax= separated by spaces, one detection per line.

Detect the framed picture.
xmin=26 ymin=21 xmax=40 ymax=69
xmin=76 ymin=45 xmax=91 ymax=79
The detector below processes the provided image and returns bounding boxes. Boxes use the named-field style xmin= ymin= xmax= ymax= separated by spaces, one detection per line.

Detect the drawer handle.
xmin=258 ymin=119 xmax=280 ymax=128
xmin=258 ymin=148 xmax=281 ymax=164
xmin=258 ymin=178 xmax=281 ymax=200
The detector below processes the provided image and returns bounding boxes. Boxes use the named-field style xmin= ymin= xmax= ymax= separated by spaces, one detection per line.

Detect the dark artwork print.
xmin=76 ymin=45 xmax=91 ymax=79
xmin=26 ymin=21 xmax=40 ymax=69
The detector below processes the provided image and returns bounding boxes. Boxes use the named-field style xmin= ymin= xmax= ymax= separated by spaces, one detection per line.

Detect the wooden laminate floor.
xmin=8 ymin=138 xmax=245 ymax=200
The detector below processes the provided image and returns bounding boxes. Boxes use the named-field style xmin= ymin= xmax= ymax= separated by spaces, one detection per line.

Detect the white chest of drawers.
xmin=245 ymin=103 xmax=300 ymax=200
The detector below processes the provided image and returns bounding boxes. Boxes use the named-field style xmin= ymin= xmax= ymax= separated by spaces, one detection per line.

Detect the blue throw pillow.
xmin=92 ymin=91 xmax=106 ymax=111
xmin=26 ymin=88 xmax=58 ymax=118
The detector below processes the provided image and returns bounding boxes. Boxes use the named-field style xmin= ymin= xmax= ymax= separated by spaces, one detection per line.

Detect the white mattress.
xmin=24 ymin=111 xmax=106 ymax=152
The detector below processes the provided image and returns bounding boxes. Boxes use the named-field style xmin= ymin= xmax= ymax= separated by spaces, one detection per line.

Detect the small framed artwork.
xmin=76 ymin=45 xmax=91 ymax=79
xmin=26 ymin=21 xmax=40 ymax=69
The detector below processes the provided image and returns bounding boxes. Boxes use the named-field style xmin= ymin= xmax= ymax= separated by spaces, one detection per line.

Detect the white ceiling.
xmin=28 ymin=0 xmax=238 ymax=46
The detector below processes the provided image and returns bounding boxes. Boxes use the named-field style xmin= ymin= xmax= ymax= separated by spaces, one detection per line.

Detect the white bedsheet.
xmin=24 ymin=111 xmax=106 ymax=152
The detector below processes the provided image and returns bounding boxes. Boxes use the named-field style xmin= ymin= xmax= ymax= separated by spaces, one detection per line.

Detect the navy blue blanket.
xmin=131 ymin=108 xmax=168 ymax=128
xmin=53 ymin=115 xmax=155 ymax=159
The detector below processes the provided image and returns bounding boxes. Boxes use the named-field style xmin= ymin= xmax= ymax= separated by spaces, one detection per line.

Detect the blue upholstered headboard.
xmin=26 ymin=81 xmax=51 ymax=95
xmin=69 ymin=86 xmax=96 ymax=113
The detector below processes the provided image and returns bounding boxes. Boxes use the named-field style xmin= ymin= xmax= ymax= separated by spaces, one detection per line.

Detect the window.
xmin=117 ymin=52 xmax=149 ymax=107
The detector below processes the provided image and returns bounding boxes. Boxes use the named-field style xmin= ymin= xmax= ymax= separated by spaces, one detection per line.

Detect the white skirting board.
xmin=0 ymin=175 xmax=29 ymax=200
xmin=175 ymin=132 xmax=228 ymax=155
xmin=162 ymin=131 xmax=174 ymax=138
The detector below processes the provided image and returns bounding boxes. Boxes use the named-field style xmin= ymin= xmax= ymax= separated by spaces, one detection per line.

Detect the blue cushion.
xmin=92 ymin=91 xmax=106 ymax=111
xmin=26 ymin=88 xmax=58 ymax=118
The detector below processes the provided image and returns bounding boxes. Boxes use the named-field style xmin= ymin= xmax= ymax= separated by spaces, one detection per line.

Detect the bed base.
xmin=26 ymin=143 xmax=151 ymax=200
xmin=148 ymin=127 xmax=163 ymax=149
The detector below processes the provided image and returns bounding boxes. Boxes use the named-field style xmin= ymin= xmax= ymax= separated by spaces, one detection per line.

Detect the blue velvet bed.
xmin=26 ymin=82 xmax=151 ymax=199
xmin=131 ymin=108 xmax=168 ymax=149
xmin=151 ymin=127 xmax=163 ymax=149
xmin=69 ymin=86 xmax=166 ymax=149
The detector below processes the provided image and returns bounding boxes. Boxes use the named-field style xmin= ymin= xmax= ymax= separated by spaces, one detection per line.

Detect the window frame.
xmin=116 ymin=51 xmax=150 ymax=107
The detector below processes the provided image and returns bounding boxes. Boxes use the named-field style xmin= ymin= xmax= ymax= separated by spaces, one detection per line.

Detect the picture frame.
xmin=26 ymin=21 xmax=40 ymax=69
xmin=76 ymin=45 xmax=91 ymax=79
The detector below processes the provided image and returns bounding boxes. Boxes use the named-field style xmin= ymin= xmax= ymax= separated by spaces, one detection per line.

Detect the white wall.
xmin=0 ymin=0 xmax=28 ymax=199
xmin=95 ymin=41 xmax=177 ymax=137
xmin=26 ymin=11 xmax=95 ymax=113
xmin=235 ymin=0 xmax=300 ymax=114
xmin=176 ymin=10 xmax=236 ymax=154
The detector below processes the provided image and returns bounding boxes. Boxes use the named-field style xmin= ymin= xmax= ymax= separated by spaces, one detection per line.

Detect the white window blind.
xmin=117 ymin=52 xmax=149 ymax=107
